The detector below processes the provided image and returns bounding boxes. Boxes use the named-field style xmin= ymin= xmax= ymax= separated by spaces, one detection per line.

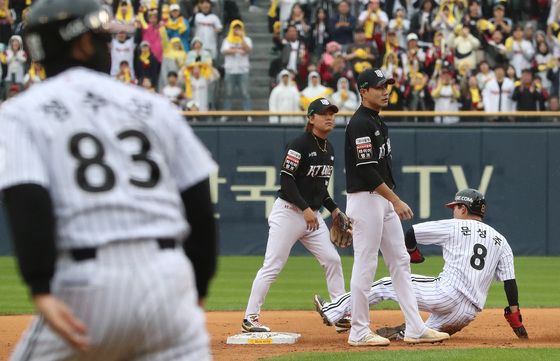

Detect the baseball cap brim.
xmin=307 ymin=98 xmax=339 ymax=116
xmin=308 ymin=104 xmax=339 ymax=116
xmin=445 ymin=201 xmax=460 ymax=209
xmin=379 ymin=78 xmax=396 ymax=86
xmin=316 ymin=104 xmax=339 ymax=114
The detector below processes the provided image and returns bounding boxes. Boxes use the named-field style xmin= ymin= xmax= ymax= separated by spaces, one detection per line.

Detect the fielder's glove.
xmin=408 ymin=246 xmax=425 ymax=263
xmin=330 ymin=212 xmax=353 ymax=248
xmin=504 ymin=306 xmax=528 ymax=339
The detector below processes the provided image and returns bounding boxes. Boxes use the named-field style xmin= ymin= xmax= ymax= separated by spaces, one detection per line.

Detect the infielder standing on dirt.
xmin=314 ymin=189 xmax=528 ymax=340
xmin=344 ymin=68 xmax=450 ymax=346
xmin=3 ymin=0 xmax=217 ymax=360
xmin=242 ymin=98 xmax=349 ymax=333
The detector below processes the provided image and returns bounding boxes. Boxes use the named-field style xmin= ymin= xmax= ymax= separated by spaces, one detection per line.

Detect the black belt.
xmin=69 ymin=238 xmax=178 ymax=262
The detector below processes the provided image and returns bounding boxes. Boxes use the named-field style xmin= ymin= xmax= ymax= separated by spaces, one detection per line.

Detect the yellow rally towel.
xmin=137 ymin=11 xmax=148 ymax=29
xmin=119 ymin=68 xmax=132 ymax=83
xmin=354 ymin=48 xmax=368 ymax=59
xmin=0 ymin=0 xmax=8 ymax=18
xmin=477 ymin=19 xmax=495 ymax=33
xmin=140 ymin=48 xmax=151 ymax=66
xmin=28 ymin=63 xmax=46 ymax=80
xmin=116 ymin=1 xmax=134 ymax=23
xmin=505 ymin=37 xmax=514 ymax=52
xmin=268 ymin=0 xmax=278 ymax=18
xmin=273 ymin=20 xmax=281 ymax=34
xmin=390 ymin=89 xmax=398 ymax=104
xmin=226 ymin=20 xmax=245 ymax=44
xmin=162 ymin=4 xmax=169 ymax=22
xmin=470 ymin=87 xmax=481 ymax=104
xmin=363 ymin=10 xmax=380 ymax=38
xmin=183 ymin=67 xmax=192 ymax=98
xmin=166 ymin=16 xmax=187 ymax=33
xmin=168 ymin=37 xmax=186 ymax=59
xmin=300 ymin=89 xmax=333 ymax=110
xmin=354 ymin=61 xmax=372 ymax=73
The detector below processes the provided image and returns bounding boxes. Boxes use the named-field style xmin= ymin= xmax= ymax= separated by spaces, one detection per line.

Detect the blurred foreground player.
xmin=3 ymin=0 xmax=218 ymax=360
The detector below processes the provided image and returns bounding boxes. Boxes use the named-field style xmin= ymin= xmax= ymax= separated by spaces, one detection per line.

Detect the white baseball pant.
xmin=346 ymin=192 xmax=426 ymax=341
xmin=322 ymin=274 xmax=479 ymax=335
xmin=10 ymin=240 xmax=210 ymax=361
xmin=245 ymin=198 xmax=345 ymax=317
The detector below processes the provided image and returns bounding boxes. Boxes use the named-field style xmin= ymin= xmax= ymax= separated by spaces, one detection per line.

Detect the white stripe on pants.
xmin=322 ymin=274 xmax=478 ymax=335
xmin=10 ymin=240 xmax=211 ymax=361
xmin=245 ymin=198 xmax=345 ymax=317
xmin=347 ymin=192 xmax=426 ymax=341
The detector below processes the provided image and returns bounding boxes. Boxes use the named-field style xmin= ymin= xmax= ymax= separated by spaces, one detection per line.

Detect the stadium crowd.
xmin=1 ymin=0 xmax=560 ymax=122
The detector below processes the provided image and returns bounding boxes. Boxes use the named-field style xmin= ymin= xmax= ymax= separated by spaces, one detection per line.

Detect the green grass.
xmin=205 ymin=256 xmax=560 ymax=311
xmin=0 ymin=257 xmax=32 ymax=315
xmin=1 ymin=256 xmax=559 ymax=314
xmin=263 ymin=348 xmax=560 ymax=361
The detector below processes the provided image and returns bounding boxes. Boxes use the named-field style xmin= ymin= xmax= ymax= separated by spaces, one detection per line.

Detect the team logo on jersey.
xmin=355 ymin=136 xmax=373 ymax=160
xmin=306 ymin=164 xmax=333 ymax=178
xmin=374 ymin=130 xmax=381 ymax=136
xmin=308 ymin=151 xmax=317 ymax=157
xmin=283 ymin=149 xmax=301 ymax=172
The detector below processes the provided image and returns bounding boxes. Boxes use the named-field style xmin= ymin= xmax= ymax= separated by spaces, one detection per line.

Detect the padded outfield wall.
xmin=1 ymin=124 xmax=559 ymax=256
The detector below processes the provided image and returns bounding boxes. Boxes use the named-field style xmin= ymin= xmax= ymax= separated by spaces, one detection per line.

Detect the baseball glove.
xmin=504 ymin=306 xmax=528 ymax=339
xmin=330 ymin=212 xmax=353 ymax=248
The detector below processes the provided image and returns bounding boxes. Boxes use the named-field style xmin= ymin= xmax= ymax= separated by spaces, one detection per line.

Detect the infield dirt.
xmin=2 ymin=309 xmax=559 ymax=360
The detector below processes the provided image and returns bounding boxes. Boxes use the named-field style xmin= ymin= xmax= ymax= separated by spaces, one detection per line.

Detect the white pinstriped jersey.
xmin=413 ymin=219 xmax=515 ymax=310
xmin=0 ymin=67 xmax=217 ymax=250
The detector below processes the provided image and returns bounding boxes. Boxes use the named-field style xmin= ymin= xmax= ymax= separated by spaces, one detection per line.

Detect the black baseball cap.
xmin=307 ymin=97 xmax=339 ymax=117
xmin=357 ymin=68 xmax=395 ymax=90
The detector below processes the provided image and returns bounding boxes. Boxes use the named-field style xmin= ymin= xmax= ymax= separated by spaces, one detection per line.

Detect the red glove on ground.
xmin=504 ymin=306 xmax=528 ymax=339
xmin=408 ymin=247 xmax=425 ymax=263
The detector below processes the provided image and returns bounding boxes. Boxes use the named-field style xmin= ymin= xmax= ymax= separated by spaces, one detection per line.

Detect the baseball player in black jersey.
xmin=344 ymin=68 xmax=450 ymax=346
xmin=242 ymin=98 xmax=349 ymax=333
xmin=3 ymin=1 xmax=217 ymax=360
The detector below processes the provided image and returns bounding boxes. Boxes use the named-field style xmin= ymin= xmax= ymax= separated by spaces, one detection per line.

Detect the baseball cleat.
xmin=313 ymin=294 xmax=333 ymax=326
xmin=335 ymin=315 xmax=352 ymax=333
xmin=348 ymin=332 xmax=390 ymax=347
xmin=241 ymin=314 xmax=271 ymax=333
xmin=376 ymin=323 xmax=405 ymax=340
xmin=403 ymin=328 xmax=450 ymax=344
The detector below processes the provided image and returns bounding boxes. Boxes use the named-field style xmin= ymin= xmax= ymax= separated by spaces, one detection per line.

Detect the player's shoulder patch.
xmin=287 ymin=149 xmax=301 ymax=159
xmin=355 ymin=136 xmax=373 ymax=160
xmin=355 ymin=136 xmax=371 ymax=145
xmin=282 ymin=149 xmax=301 ymax=174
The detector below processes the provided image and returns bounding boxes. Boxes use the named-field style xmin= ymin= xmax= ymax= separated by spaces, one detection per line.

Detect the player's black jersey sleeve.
xmin=345 ymin=106 xmax=395 ymax=192
xmin=322 ymin=195 xmax=337 ymax=213
xmin=280 ymin=173 xmax=309 ymax=210
xmin=181 ymin=178 xmax=217 ymax=299
xmin=278 ymin=133 xmax=336 ymax=211
xmin=504 ymin=279 xmax=519 ymax=306
xmin=3 ymin=184 xmax=56 ymax=295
